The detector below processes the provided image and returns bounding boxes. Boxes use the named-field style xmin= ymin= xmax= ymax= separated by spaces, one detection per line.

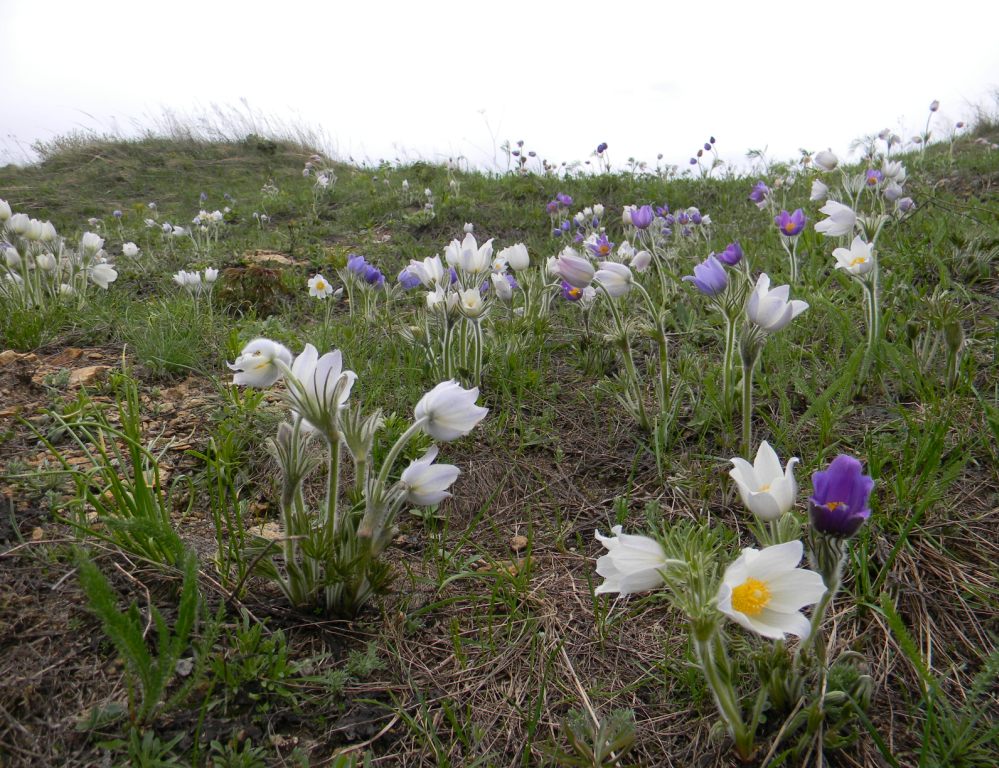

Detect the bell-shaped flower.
xmin=203 ymin=267 xmax=219 ymax=284
xmin=729 ymin=441 xmax=799 ymax=522
xmin=448 ymin=233 xmax=493 ymax=275
xmin=814 ymin=200 xmax=857 ymax=238
xmin=123 ymin=242 xmax=140 ymax=259
xmin=414 ymin=380 xmax=488 ymax=441
xmin=630 ymin=204 xmax=655 ymax=230
xmin=594 ymin=526 xmax=682 ymax=596
xmin=714 ymin=241 xmax=743 ymax=266
xmin=400 ymin=446 xmax=461 ymax=506
xmin=808 ymin=454 xmax=874 ymax=538
xmin=812 ymin=150 xmax=838 ymax=172
xmin=717 ymin=540 xmax=826 ymax=639
xmin=746 ymin=273 xmax=808 ymax=332
xmin=287 ymin=345 xmax=357 ymax=435
xmin=775 ymin=209 xmax=806 ymax=237
xmin=631 ymin=250 xmax=652 ymax=272
xmin=308 ymin=273 xmax=334 ymax=298
xmin=37 ymin=252 xmax=57 ymax=272
xmin=7 ymin=213 xmax=30 ymax=235
xmin=832 ymin=237 xmax=875 ymax=276
xmin=490 ymin=272 xmax=513 ymax=302
xmin=3 ymin=247 xmax=20 ymax=268
xmin=498 ymin=243 xmax=530 ymax=271
xmin=810 ymin=179 xmax=829 ymax=203
xmin=0 ymin=199 xmax=10 ymax=222
xmin=594 ymin=261 xmax=632 ymax=297
xmin=88 ymin=262 xmax=118 ymax=289
xmin=682 ymin=254 xmax=728 ymax=297
xmin=457 ymin=287 xmax=486 ymax=317
xmin=555 ymin=247 xmax=595 ymax=289
xmin=228 ymin=338 xmax=293 ymax=387
xmin=81 ymin=232 xmax=104 ymax=255
xmin=40 ymin=222 xmax=57 ymax=242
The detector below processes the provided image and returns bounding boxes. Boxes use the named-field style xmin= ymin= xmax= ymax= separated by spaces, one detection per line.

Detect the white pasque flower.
xmin=414 ymin=380 xmax=488 ymax=442
xmin=88 ymin=262 xmax=118 ymax=289
xmin=594 ymin=526 xmax=682 ymax=596
xmin=228 ymin=338 xmax=293 ymax=387
xmin=36 ymin=252 xmax=57 ymax=272
xmin=308 ymin=273 xmax=334 ymax=299
xmin=554 ymin=247 xmax=595 ymax=289
xmin=594 ymin=261 xmax=632 ymax=297
xmin=81 ymin=232 xmax=104 ymax=254
xmin=832 ymin=236 xmax=876 ymax=277
xmin=729 ymin=441 xmax=799 ymax=522
xmin=173 ymin=270 xmax=201 ymax=290
xmin=7 ymin=212 xmax=29 ymax=234
xmin=746 ymin=273 xmax=808 ymax=332
xmin=3 ymin=247 xmax=20 ymax=268
xmin=716 ymin=540 xmax=826 ymax=640
xmin=814 ymin=200 xmax=857 ymax=238
xmin=490 ymin=272 xmax=513 ymax=302
xmin=287 ymin=345 xmax=357 ymax=433
xmin=122 ymin=242 xmax=140 ymax=258
xmin=400 ymin=446 xmax=461 ymax=506
xmin=810 ymin=179 xmax=828 ymax=203
xmin=498 ymin=243 xmax=530 ymax=271
xmin=631 ymin=250 xmax=652 ymax=273
xmin=203 ymin=267 xmax=219 ymax=284
xmin=812 ymin=150 xmax=838 ymax=172
xmin=457 ymin=287 xmax=485 ymax=317
xmin=0 ymin=199 xmax=11 ymax=221
xmin=446 ymin=233 xmax=493 ymax=275
xmin=408 ymin=255 xmax=446 ymax=288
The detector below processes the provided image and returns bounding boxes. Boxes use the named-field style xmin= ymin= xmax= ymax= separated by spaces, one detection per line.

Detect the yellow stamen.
xmin=316 ymin=280 xmax=326 ymax=290
xmin=825 ymin=501 xmax=844 ymax=511
xmin=758 ymin=483 xmax=771 ymax=492
xmin=784 ymin=222 xmax=796 ymax=234
xmin=731 ymin=577 xmax=771 ymax=616
xmin=849 ymin=257 xmax=867 ymax=267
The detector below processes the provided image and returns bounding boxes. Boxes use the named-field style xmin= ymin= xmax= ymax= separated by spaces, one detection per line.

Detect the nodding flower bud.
xmin=943 ymin=321 xmax=965 ymax=353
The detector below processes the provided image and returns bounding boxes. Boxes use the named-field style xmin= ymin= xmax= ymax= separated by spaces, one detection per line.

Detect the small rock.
xmin=511 ymin=534 xmax=528 ymax=553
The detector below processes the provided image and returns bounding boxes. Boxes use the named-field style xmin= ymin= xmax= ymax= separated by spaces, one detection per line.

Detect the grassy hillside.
xmin=0 ymin=122 xmax=996 ymax=767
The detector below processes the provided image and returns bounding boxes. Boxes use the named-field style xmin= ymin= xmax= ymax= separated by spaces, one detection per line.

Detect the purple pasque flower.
xmin=690 ymin=211 xmax=703 ymax=225
xmin=630 ymin=204 xmax=654 ymax=230
xmin=397 ymin=267 xmax=422 ymax=290
xmin=775 ymin=209 xmax=806 ymax=237
xmin=596 ymin=142 xmax=608 ymax=154
xmin=546 ymin=200 xmax=559 ymax=214
xmin=557 ymin=193 xmax=573 ymax=207
xmin=677 ymin=211 xmax=690 ymax=226
xmin=715 ymin=241 xmax=743 ymax=266
xmin=703 ymin=142 xmax=712 ymax=152
xmin=363 ymin=264 xmax=385 ymax=287
xmin=689 ymin=157 xmax=697 ymax=165
xmin=682 ymin=254 xmax=728 ymax=296
xmin=561 ymin=280 xmax=584 ymax=302
xmin=865 ymin=169 xmax=883 ymax=186
xmin=749 ymin=181 xmax=770 ymax=206
xmin=808 ymin=455 xmax=874 ymax=538
xmin=346 ymin=253 xmax=367 ymax=274
xmin=655 ymin=203 xmax=670 ymax=217
xmin=113 ymin=209 xmax=123 ymax=219
xmin=586 ymin=233 xmax=615 ymax=259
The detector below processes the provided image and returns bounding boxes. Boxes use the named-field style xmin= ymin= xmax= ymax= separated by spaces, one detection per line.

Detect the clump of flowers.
xmin=228 ymin=339 xmax=487 ymax=616
xmin=594 ymin=447 xmax=874 ymax=760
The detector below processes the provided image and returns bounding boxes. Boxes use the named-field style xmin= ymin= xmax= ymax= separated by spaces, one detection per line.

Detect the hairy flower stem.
xmin=599 ymin=283 xmax=648 ymax=430
xmin=723 ymin=313 xmax=737 ymax=409
xmin=693 ymin=624 xmax=755 ymax=761
xmin=741 ymin=359 xmax=755 ymax=458
xmin=472 ymin=318 xmax=484 ymax=386
xmin=324 ymin=436 xmax=342 ymax=538
xmin=633 ymin=282 xmax=671 ymax=416
xmin=374 ymin=417 xmax=429 ymax=493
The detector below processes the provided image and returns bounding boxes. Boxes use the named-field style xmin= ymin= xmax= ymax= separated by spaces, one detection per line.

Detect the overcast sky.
xmin=2 ymin=0 xmax=997 ymax=172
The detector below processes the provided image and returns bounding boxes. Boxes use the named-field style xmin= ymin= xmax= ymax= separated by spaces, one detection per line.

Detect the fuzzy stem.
xmin=693 ymin=626 xmax=755 ymax=761
xmin=598 ymin=282 xmax=647 ymax=430
xmin=741 ymin=357 xmax=755 ymax=458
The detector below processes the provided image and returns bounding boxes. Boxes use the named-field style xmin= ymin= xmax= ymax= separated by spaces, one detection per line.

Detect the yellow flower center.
xmin=315 ymin=280 xmax=326 ymax=291
xmin=731 ymin=577 xmax=771 ymax=616
xmin=784 ymin=221 xmax=796 ymax=234
xmin=568 ymin=287 xmax=581 ymax=299
xmin=825 ymin=501 xmax=844 ymax=511
xmin=849 ymin=257 xmax=867 ymax=267
xmin=599 ymin=244 xmax=610 ymax=255
xmin=758 ymin=483 xmax=771 ymax=493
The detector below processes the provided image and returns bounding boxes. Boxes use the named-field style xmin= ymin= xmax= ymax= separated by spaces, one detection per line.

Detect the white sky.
xmin=2 ymin=0 xmax=997 ymax=172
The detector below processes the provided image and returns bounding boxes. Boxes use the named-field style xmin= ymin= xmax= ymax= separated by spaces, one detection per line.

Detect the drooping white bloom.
xmin=499 ymin=243 xmax=530 ymax=271
xmin=308 ymin=273 xmax=334 ymax=299
xmin=414 ymin=380 xmax=488 ymax=442
xmin=123 ymin=242 xmax=140 ymax=259
xmin=881 ymin=161 xmax=907 ymax=184
xmin=832 ymin=236 xmax=876 ymax=276
xmin=593 ymin=203 xmax=605 ymax=218
xmin=554 ymin=247 xmax=595 ymax=289
xmin=144 ymin=218 xmax=157 ymax=228
xmin=3 ymin=247 xmax=20 ymax=268
xmin=0 ymin=199 xmax=10 ymax=221
xmin=814 ymin=200 xmax=857 ymax=238
xmin=809 ymin=179 xmax=829 ymax=203
xmin=594 ymin=526 xmax=682 ymax=596
xmin=425 ymin=286 xmax=447 ymax=311
xmin=400 ymin=446 xmax=461 ymax=506
xmin=228 ymin=338 xmax=292 ymax=387
xmin=287 ymin=345 xmax=357 ymax=433
xmin=717 ymin=540 xmax=826 ymax=639
xmin=812 ymin=150 xmax=839 ymax=172
xmin=173 ymin=270 xmax=200 ymax=289
xmin=621 ymin=205 xmax=635 ymax=225
xmin=490 ymin=272 xmax=513 ymax=302
xmin=23 ymin=219 xmax=44 ymax=241
xmin=81 ymin=232 xmax=104 ymax=254
xmin=88 ymin=262 xmax=118 ymax=289
xmin=729 ymin=441 xmax=799 ymax=522
xmin=631 ymin=250 xmax=652 ymax=273
xmin=408 ymin=255 xmax=446 ymax=287
xmin=203 ymin=267 xmax=219 ymax=284
xmin=746 ymin=273 xmax=808 ymax=333
xmin=594 ymin=261 xmax=632 ymax=297
xmin=40 ymin=221 xmax=57 ymax=242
